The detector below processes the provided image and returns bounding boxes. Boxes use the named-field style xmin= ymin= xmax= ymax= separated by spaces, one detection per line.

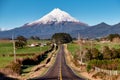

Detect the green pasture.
xmin=67 ymin=43 xmax=79 ymax=56
xmin=0 ymin=56 xmax=13 ymax=68
xmin=67 ymin=41 xmax=120 ymax=56
xmin=0 ymin=40 xmax=50 ymax=55
xmin=0 ymin=40 xmax=51 ymax=68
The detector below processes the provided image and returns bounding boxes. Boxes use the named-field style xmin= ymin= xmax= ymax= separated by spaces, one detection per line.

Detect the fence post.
xmin=94 ymin=66 xmax=120 ymax=76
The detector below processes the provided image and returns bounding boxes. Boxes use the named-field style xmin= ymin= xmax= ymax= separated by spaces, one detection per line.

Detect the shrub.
xmin=87 ymin=64 xmax=92 ymax=72
xmin=5 ymin=62 xmax=21 ymax=74
xmin=88 ymin=59 xmax=120 ymax=70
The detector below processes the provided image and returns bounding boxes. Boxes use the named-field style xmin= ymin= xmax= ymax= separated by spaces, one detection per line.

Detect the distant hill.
xmin=71 ymin=22 xmax=120 ymax=38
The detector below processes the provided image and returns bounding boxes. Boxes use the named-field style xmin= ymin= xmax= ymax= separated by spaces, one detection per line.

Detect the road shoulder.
xmin=63 ymin=44 xmax=102 ymax=80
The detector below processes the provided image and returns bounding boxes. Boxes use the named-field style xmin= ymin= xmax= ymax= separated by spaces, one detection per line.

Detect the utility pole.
xmin=101 ymin=42 xmax=104 ymax=54
xmin=90 ymin=39 xmax=93 ymax=53
xmin=12 ymin=34 xmax=16 ymax=63
xmin=78 ymin=33 xmax=82 ymax=63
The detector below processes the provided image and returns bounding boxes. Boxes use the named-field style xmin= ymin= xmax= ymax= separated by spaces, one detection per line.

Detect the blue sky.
xmin=0 ymin=0 xmax=120 ymax=30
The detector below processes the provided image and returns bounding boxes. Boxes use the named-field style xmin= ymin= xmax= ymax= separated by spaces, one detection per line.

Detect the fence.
xmin=94 ymin=67 xmax=120 ymax=76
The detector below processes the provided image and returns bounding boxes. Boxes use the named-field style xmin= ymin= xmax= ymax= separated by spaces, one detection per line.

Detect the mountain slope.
xmin=0 ymin=8 xmax=88 ymax=39
xmin=27 ymin=8 xmax=87 ymax=26
xmin=110 ymin=23 xmax=120 ymax=33
xmin=71 ymin=22 xmax=120 ymax=38
xmin=1 ymin=8 xmax=120 ymax=39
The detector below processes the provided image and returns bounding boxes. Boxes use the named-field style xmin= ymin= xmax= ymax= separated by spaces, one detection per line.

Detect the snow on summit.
xmin=28 ymin=8 xmax=80 ymax=25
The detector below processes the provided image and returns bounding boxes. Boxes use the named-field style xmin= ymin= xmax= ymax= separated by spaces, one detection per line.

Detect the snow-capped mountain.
xmin=27 ymin=8 xmax=86 ymax=25
xmin=0 ymin=8 xmax=88 ymax=39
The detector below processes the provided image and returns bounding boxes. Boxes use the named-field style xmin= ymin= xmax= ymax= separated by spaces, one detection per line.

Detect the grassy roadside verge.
xmin=66 ymin=42 xmax=120 ymax=80
xmin=64 ymin=44 xmax=104 ymax=80
xmin=21 ymin=45 xmax=59 ymax=79
xmin=63 ymin=44 xmax=87 ymax=79
xmin=38 ymin=46 xmax=59 ymax=77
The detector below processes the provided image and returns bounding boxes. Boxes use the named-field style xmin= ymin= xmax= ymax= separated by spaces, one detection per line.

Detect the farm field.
xmin=67 ymin=41 xmax=120 ymax=56
xmin=0 ymin=40 xmax=50 ymax=54
xmin=0 ymin=40 xmax=50 ymax=68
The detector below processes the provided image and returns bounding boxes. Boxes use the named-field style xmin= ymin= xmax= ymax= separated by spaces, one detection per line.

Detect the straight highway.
xmin=29 ymin=45 xmax=85 ymax=80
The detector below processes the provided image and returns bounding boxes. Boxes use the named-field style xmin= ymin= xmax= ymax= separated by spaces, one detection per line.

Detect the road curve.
xmin=29 ymin=45 xmax=85 ymax=80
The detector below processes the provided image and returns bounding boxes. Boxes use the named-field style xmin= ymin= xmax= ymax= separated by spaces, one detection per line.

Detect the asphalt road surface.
xmin=29 ymin=45 xmax=85 ymax=80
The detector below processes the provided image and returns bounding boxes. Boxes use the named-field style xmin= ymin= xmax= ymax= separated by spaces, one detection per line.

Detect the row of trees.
xmin=15 ymin=33 xmax=72 ymax=48
xmin=52 ymin=33 xmax=72 ymax=44
xmin=83 ymin=46 xmax=120 ymax=70
xmin=84 ymin=46 xmax=120 ymax=61
xmin=74 ymin=46 xmax=120 ymax=63
xmin=102 ymin=34 xmax=120 ymax=41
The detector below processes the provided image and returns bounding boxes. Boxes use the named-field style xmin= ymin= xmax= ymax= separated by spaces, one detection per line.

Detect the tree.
xmin=107 ymin=34 xmax=120 ymax=41
xmin=91 ymin=48 xmax=100 ymax=59
xmin=84 ymin=48 xmax=92 ymax=61
xmin=102 ymin=46 xmax=112 ymax=59
xmin=111 ymin=48 xmax=119 ymax=59
xmin=15 ymin=36 xmax=27 ymax=48
xmin=116 ymin=48 xmax=120 ymax=58
xmin=52 ymin=33 xmax=72 ymax=44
